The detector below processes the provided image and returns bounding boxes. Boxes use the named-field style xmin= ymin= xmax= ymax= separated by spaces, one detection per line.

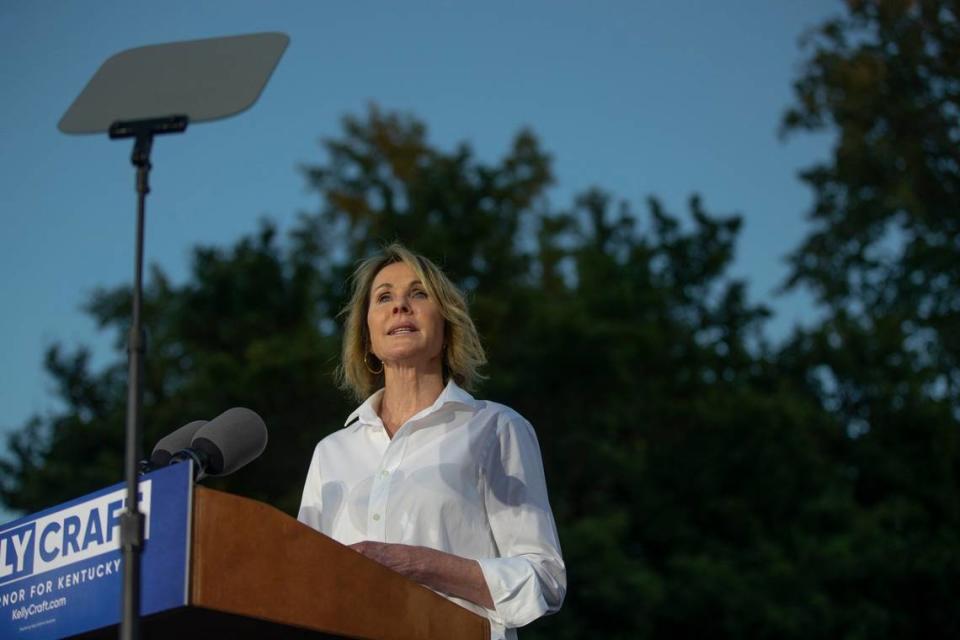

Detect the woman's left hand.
xmin=348 ymin=541 xmax=494 ymax=609
xmin=348 ymin=541 xmax=419 ymax=576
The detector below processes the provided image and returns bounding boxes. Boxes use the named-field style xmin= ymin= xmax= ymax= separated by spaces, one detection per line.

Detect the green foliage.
xmin=2 ymin=106 xmax=813 ymax=637
xmin=779 ymin=0 xmax=960 ymax=636
xmin=783 ymin=0 xmax=960 ymax=385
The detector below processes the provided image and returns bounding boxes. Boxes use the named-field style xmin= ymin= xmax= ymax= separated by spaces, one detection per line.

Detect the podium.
xmin=0 ymin=464 xmax=489 ymax=640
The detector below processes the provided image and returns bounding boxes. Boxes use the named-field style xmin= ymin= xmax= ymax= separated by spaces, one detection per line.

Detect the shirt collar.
xmin=344 ymin=379 xmax=479 ymax=428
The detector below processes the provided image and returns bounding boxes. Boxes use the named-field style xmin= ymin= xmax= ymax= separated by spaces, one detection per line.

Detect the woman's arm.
xmin=475 ymin=415 xmax=566 ymax=627
xmin=349 ymin=541 xmax=494 ymax=609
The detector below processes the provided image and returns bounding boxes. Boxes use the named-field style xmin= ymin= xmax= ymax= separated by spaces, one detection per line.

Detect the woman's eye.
xmin=377 ymin=293 xmax=391 ymax=303
xmin=412 ymin=290 xmax=428 ymax=298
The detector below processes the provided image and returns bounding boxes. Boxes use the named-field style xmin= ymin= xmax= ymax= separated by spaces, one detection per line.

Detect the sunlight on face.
xmin=367 ymin=262 xmax=445 ymax=370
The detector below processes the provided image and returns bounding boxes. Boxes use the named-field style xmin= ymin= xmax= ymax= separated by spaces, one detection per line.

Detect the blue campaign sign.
xmin=0 ymin=462 xmax=192 ymax=639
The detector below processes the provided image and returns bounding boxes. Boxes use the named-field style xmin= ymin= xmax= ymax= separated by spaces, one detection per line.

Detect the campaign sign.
xmin=0 ymin=462 xmax=192 ymax=639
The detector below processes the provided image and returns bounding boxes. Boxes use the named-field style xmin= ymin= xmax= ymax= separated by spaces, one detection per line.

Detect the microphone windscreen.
xmin=190 ymin=407 xmax=268 ymax=476
xmin=150 ymin=420 xmax=208 ymax=467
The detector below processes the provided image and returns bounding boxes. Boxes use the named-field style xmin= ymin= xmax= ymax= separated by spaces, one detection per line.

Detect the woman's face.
xmin=366 ymin=261 xmax=445 ymax=370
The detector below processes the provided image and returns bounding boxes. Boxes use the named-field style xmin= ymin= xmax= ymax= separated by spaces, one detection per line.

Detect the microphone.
xmin=173 ymin=407 xmax=268 ymax=480
xmin=151 ymin=420 xmax=208 ymax=467
xmin=139 ymin=419 xmax=208 ymax=473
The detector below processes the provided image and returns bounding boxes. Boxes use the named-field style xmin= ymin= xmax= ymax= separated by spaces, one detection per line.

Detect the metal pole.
xmin=119 ymin=132 xmax=151 ymax=640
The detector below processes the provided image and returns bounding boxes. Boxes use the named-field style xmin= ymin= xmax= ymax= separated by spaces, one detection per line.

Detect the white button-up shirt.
xmin=298 ymin=381 xmax=566 ymax=639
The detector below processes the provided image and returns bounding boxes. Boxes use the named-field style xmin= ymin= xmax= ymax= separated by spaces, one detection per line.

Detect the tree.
xmin=780 ymin=0 xmax=960 ymax=635
xmin=0 ymin=224 xmax=344 ymax=514
xmin=1 ymin=106 xmax=860 ymax=638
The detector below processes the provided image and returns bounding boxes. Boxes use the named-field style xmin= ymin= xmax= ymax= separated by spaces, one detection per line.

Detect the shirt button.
xmin=372 ymin=513 xmax=381 ymax=521
xmin=380 ymin=469 xmax=389 ymax=478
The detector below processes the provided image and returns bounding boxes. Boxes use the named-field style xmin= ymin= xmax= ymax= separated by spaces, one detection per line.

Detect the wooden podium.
xmin=73 ymin=488 xmax=490 ymax=639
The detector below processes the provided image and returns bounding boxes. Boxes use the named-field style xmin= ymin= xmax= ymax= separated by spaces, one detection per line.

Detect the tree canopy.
xmin=3 ymin=3 xmax=959 ymax=637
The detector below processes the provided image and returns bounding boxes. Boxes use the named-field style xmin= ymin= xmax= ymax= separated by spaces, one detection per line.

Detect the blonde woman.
xmin=298 ymin=244 xmax=565 ymax=639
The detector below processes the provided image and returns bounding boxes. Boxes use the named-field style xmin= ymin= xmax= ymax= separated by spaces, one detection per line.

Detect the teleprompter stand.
xmin=109 ymin=114 xmax=188 ymax=640
xmin=58 ymin=33 xmax=289 ymax=640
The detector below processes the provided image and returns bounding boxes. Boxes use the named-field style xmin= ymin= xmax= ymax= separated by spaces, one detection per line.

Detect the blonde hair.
xmin=337 ymin=243 xmax=486 ymax=400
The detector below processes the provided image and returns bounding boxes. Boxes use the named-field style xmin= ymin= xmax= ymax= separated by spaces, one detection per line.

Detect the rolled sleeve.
xmin=479 ymin=414 xmax=566 ymax=628
xmin=478 ymin=553 xmax=565 ymax=628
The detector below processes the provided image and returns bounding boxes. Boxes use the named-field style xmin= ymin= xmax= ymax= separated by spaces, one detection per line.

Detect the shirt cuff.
xmin=476 ymin=556 xmax=551 ymax=629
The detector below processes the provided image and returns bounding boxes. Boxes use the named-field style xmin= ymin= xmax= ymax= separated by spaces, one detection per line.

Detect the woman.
xmin=298 ymin=244 xmax=565 ymax=639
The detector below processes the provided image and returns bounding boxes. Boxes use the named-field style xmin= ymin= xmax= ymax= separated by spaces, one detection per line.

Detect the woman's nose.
xmin=392 ymin=296 xmax=410 ymax=313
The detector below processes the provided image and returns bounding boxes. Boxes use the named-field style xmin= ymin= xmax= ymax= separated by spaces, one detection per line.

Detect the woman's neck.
xmin=379 ymin=364 xmax=445 ymax=437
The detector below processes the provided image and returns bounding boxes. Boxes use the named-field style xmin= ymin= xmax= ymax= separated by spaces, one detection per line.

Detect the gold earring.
xmin=364 ymin=352 xmax=383 ymax=374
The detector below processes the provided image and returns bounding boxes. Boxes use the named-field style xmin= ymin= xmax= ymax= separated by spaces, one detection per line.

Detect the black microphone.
xmin=173 ymin=407 xmax=268 ymax=480
xmin=138 ymin=420 xmax=208 ymax=473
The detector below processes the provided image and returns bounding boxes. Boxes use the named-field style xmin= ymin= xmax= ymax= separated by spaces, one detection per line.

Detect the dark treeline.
xmin=2 ymin=3 xmax=958 ymax=637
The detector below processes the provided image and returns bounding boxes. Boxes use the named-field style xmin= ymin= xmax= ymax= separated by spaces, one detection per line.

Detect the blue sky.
xmin=0 ymin=2 xmax=838 ymax=466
